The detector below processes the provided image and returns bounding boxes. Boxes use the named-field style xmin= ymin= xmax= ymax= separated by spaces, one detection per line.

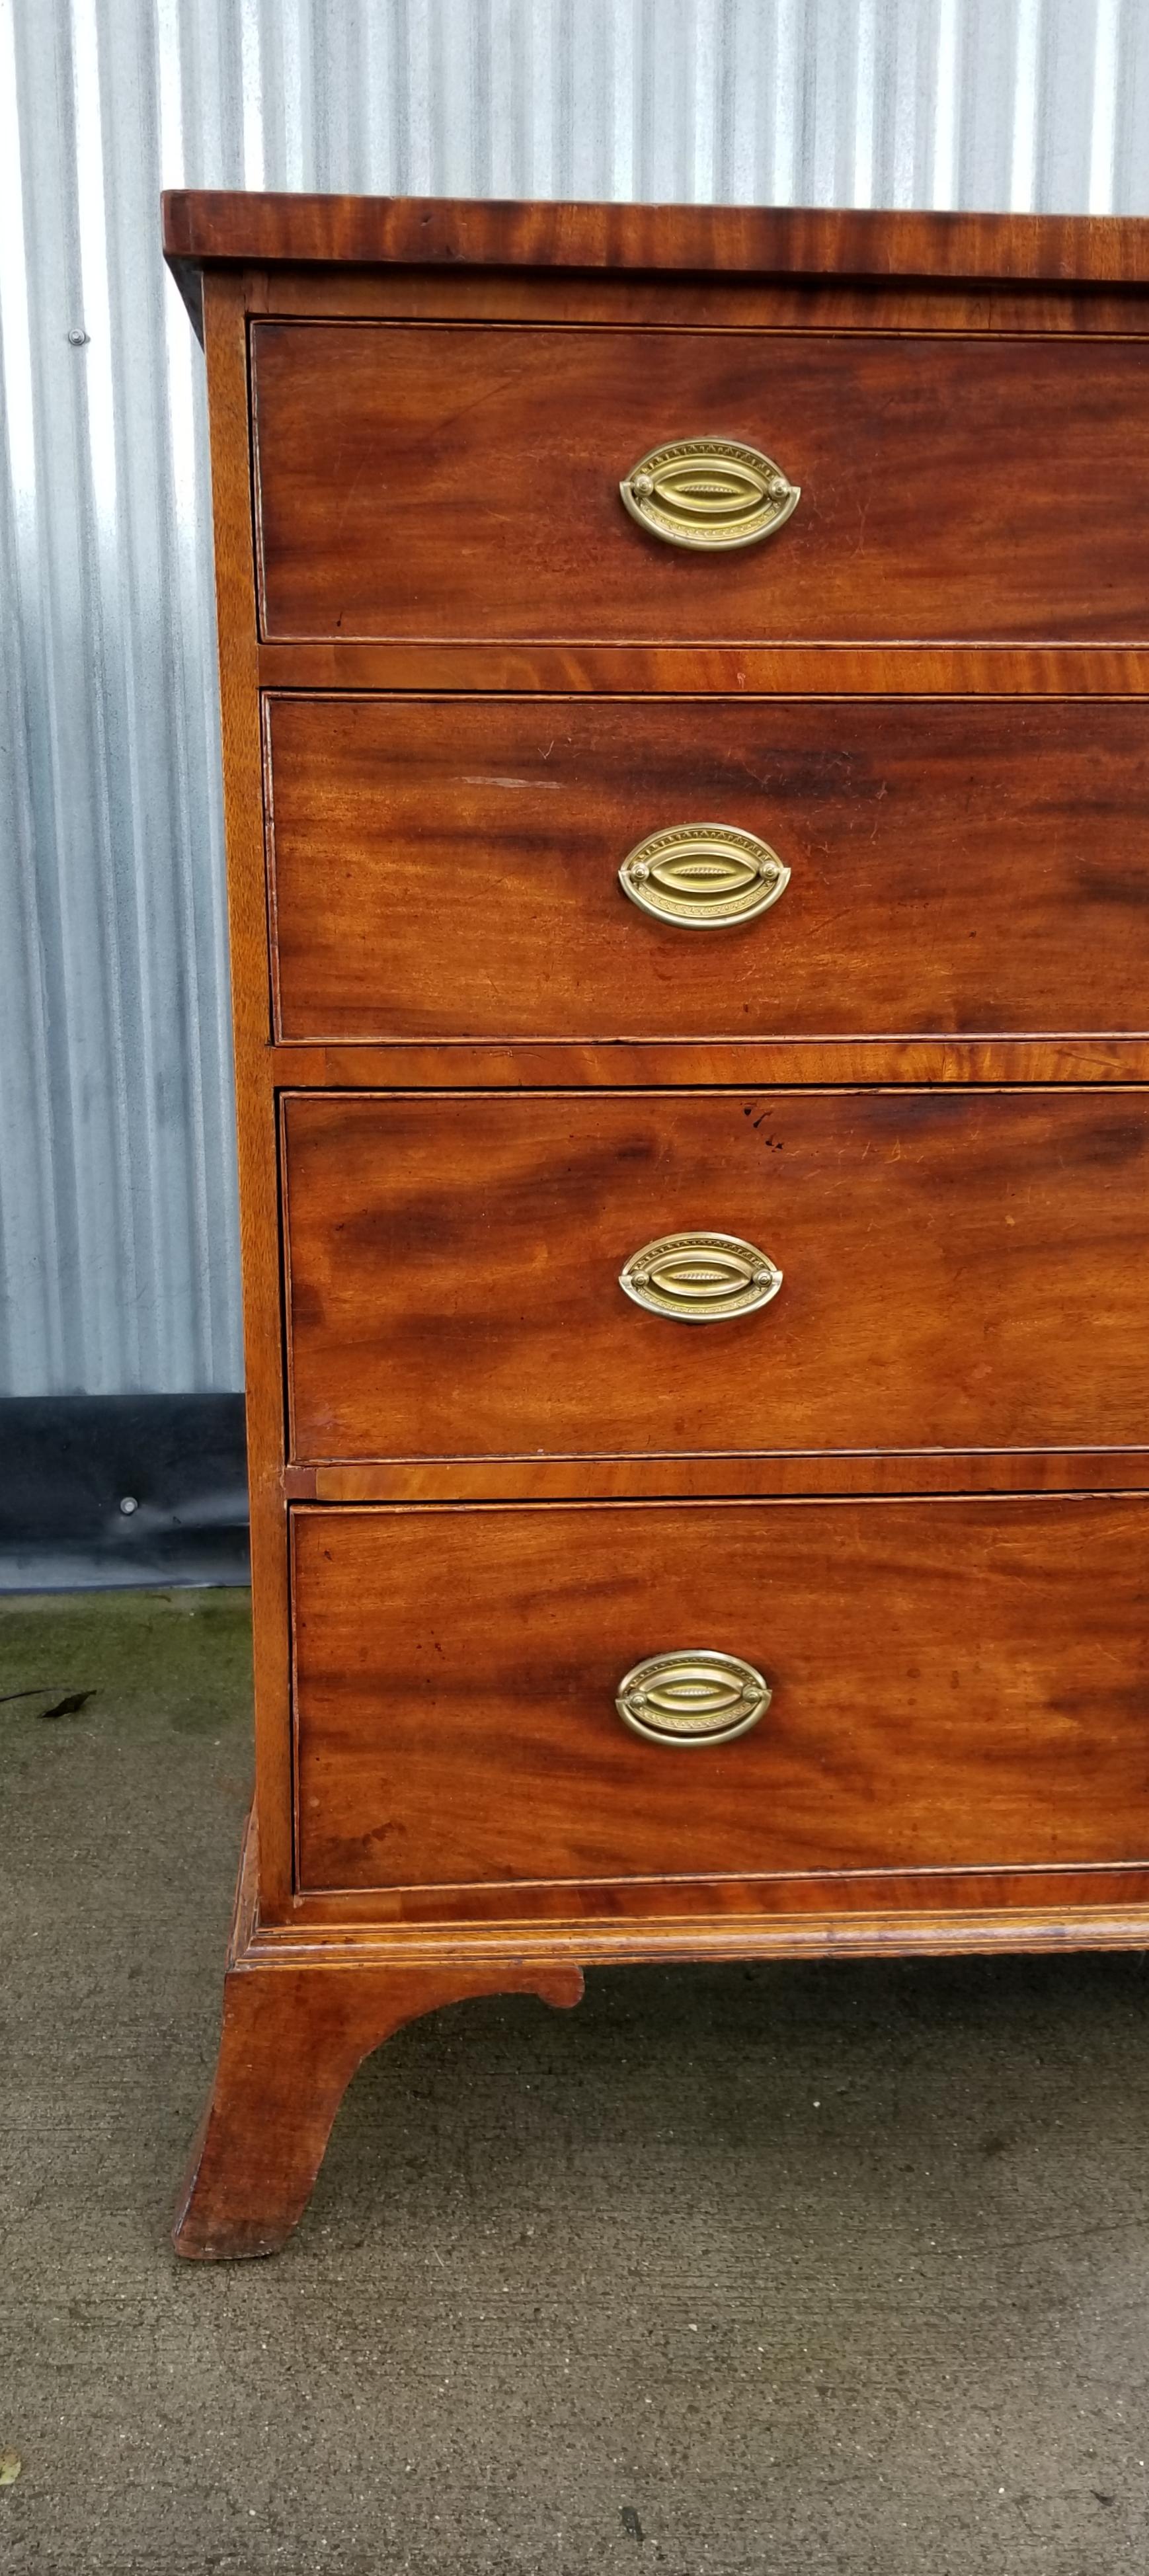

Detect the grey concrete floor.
xmin=3 ymin=1591 xmax=1149 ymax=2575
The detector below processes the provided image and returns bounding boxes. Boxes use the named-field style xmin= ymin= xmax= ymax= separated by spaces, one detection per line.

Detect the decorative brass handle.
xmin=619 ymin=823 xmax=790 ymax=929
xmin=619 ymin=436 xmax=799 ymax=550
xmin=615 ymin=1650 xmax=771 ymax=1746
xmin=619 ymin=1230 xmax=782 ymax=1324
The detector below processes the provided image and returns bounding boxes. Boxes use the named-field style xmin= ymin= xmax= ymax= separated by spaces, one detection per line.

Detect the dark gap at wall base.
xmin=0 ymin=1396 xmax=249 ymax=1591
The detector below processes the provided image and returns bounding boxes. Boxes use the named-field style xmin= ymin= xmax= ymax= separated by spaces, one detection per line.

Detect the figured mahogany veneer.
xmin=163 ymin=190 xmax=1149 ymax=2258
xmin=266 ymin=695 xmax=1149 ymax=1043
xmin=253 ymin=322 xmax=1149 ymax=646
xmin=292 ymin=1497 xmax=1149 ymax=1895
xmin=162 ymin=192 xmax=1149 ymax=296
xmin=282 ymin=1087 xmax=1149 ymax=1463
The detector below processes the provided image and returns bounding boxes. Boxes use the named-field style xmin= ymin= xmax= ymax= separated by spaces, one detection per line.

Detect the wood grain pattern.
xmin=291 ymin=1496 xmax=1149 ymax=1894
xmin=200 ymin=277 xmax=294 ymax=1919
xmin=270 ymin=1039 xmax=1149 ymax=1088
xmin=274 ymin=1867 xmax=1149 ymax=1938
xmin=266 ymin=694 xmax=1149 ymax=1042
xmin=261 ymin=1888 xmax=1149 ymax=1956
xmin=249 ymin=264 xmax=1149 ymax=337
xmin=253 ymin=322 xmax=1149 ymax=645
xmin=172 ymin=1818 xmax=583 ymax=2259
xmin=163 ymin=192 xmax=1149 ymax=288
xmin=288 ymin=1454 xmax=1149 ymax=1504
xmin=282 ymin=1088 xmax=1149 ymax=1461
xmin=258 ymin=643 xmax=1149 ymax=695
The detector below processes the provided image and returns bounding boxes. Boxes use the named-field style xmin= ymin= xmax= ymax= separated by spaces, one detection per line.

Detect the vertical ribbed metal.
xmin=2 ymin=0 xmax=1146 ymax=1392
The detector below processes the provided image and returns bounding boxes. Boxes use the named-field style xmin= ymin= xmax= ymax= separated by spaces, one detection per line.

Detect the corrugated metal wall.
xmin=2 ymin=0 xmax=1147 ymax=1394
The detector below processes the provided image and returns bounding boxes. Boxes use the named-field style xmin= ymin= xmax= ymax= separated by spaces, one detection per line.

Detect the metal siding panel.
xmin=0 ymin=0 xmax=1138 ymax=1393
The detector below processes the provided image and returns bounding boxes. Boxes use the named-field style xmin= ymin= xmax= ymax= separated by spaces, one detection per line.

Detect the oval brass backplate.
xmin=615 ymin=1650 xmax=771 ymax=1747
xmin=619 ymin=1230 xmax=783 ymax=1324
xmin=619 ymin=436 xmax=799 ymax=550
xmin=619 ymin=822 xmax=791 ymax=929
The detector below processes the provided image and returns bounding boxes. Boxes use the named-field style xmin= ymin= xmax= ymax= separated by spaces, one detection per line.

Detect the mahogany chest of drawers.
xmin=163 ymin=191 xmax=1149 ymax=2259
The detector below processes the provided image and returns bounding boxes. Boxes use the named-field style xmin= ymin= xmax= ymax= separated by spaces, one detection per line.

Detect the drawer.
xmin=292 ymin=1496 xmax=1149 ymax=1892
xmin=282 ymin=1088 xmax=1149 ymax=1463
xmin=266 ymin=694 xmax=1149 ymax=1042
xmin=252 ymin=322 xmax=1149 ymax=644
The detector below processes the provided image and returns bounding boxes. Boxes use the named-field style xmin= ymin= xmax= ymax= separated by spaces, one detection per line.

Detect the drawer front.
xmin=282 ymin=1088 xmax=1149 ymax=1462
xmin=267 ymin=695 xmax=1149 ymax=1042
xmin=252 ymin=322 xmax=1149 ymax=643
xmin=292 ymin=1497 xmax=1149 ymax=1892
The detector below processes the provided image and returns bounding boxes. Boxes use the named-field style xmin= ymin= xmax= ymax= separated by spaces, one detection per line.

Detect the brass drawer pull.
xmin=619 ymin=1230 xmax=782 ymax=1323
xmin=616 ymin=1650 xmax=771 ymax=1746
xmin=619 ymin=436 xmax=799 ymax=550
xmin=619 ymin=822 xmax=790 ymax=929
